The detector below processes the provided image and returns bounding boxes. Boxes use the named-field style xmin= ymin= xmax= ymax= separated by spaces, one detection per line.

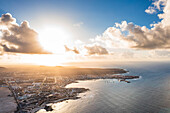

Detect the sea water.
xmin=39 ymin=62 xmax=170 ymax=113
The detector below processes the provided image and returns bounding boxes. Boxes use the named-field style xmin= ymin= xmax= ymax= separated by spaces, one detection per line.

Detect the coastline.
xmin=0 ymin=67 xmax=139 ymax=112
xmin=36 ymin=74 xmax=140 ymax=112
xmin=39 ymin=77 xmax=140 ymax=113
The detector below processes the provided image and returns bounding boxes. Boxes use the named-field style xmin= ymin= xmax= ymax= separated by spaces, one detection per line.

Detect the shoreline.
xmin=39 ymin=77 xmax=140 ymax=112
xmin=36 ymin=74 xmax=140 ymax=112
xmin=0 ymin=87 xmax=17 ymax=113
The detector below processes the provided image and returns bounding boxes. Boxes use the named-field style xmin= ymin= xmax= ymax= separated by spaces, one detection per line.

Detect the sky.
xmin=0 ymin=0 xmax=170 ymax=66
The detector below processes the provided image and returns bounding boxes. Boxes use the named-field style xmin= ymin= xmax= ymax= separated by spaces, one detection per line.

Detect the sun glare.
xmin=20 ymin=54 xmax=68 ymax=66
xmin=38 ymin=26 xmax=71 ymax=54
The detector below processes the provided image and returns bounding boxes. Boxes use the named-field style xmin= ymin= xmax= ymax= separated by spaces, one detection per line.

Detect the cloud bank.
xmin=84 ymin=44 xmax=109 ymax=55
xmin=0 ymin=13 xmax=50 ymax=54
xmin=94 ymin=0 xmax=170 ymax=50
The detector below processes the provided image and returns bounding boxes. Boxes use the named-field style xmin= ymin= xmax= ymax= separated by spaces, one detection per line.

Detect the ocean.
xmin=38 ymin=62 xmax=170 ymax=113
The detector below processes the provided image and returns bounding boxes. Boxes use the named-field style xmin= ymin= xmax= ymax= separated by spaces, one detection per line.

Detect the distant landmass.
xmin=0 ymin=67 xmax=6 ymax=69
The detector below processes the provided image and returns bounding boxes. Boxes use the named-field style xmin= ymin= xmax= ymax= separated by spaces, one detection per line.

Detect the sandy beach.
xmin=0 ymin=87 xmax=17 ymax=113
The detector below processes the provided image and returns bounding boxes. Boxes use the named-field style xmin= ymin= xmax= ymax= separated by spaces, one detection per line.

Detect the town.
xmin=0 ymin=66 xmax=139 ymax=112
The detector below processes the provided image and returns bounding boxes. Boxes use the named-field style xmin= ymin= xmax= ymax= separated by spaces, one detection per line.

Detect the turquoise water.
xmin=38 ymin=62 xmax=170 ymax=113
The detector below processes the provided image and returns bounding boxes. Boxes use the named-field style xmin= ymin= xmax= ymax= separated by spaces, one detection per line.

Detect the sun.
xmin=22 ymin=26 xmax=74 ymax=66
xmin=38 ymin=26 xmax=71 ymax=54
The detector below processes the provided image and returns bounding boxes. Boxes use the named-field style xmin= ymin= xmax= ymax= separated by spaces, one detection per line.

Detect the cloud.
xmin=121 ymin=51 xmax=134 ymax=58
xmin=93 ymin=0 xmax=170 ymax=50
xmin=119 ymin=21 xmax=170 ymax=49
xmin=84 ymin=44 xmax=109 ymax=55
xmin=93 ymin=25 xmax=129 ymax=48
xmin=0 ymin=13 xmax=16 ymax=25
xmin=145 ymin=0 xmax=167 ymax=14
xmin=145 ymin=6 xmax=157 ymax=14
xmin=0 ymin=13 xmax=50 ymax=54
xmin=64 ymin=45 xmax=80 ymax=54
xmin=75 ymin=40 xmax=83 ymax=44
xmin=149 ymin=50 xmax=170 ymax=58
xmin=154 ymin=50 xmax=170 ymax=56
xmin=73 ymin=22 xmax=84 ymax=27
